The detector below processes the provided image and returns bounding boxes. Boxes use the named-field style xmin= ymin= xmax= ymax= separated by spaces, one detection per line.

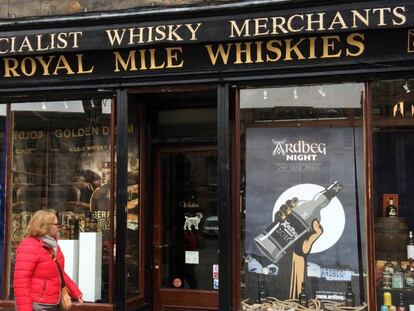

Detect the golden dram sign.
xmin=408 ymin=29 xmax=414 ymax=53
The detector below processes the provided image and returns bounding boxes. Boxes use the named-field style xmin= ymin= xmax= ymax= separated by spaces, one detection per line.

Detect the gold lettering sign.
xmin=2 ymin=53 xmax=94 ymax=78
xmin=113 ymin=46 xmax=184 ymax=72
xmin=205 ymin=33 xmax=365 ymax=65
xmin=0 ymin=34 xmax=367 ymax=78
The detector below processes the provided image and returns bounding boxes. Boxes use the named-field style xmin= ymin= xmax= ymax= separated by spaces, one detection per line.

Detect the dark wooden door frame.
xmin=217 ymin=84 xmax=232 ymax=311
xmin=152 ymin=145 xmax=219 ymax=311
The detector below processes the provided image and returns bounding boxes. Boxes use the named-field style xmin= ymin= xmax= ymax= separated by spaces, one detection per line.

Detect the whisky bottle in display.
xmin=254 ymin=181 xmax=342 ymax=263
xmin=404 ymin=259 xmax=414 ymax=288
xmin=84 ymin=211 xmax=98 ymax=232
xmin=395 ymin=103 xmax=404 ymax=118
xmin=392 ymin=261 xmax=404 ymax=289
xmin=68 ymin=219 xmax=79 ymax=240
xmin=345 ymin=282 xmax=355 ymax=307
xmin=298 ymin=282 xmax=308 ymax=307
xmin=90 ymin=161 xmax=111 ymax=236
xmin=397 ymin=293 xmax=407 ymax=311
xmin=382 ymin=271 xmax=392 ymax=289
xmin=407 ymin=231 xmax=414 ymax=260
xmin=386 ymin=198 xmax=397 ymax=217
xmin=60 ymin=224 xmax=69 ymax=240
xmin=385 ymin=259 xmax=395 ymax=273
xmin=383 ymin=291 xmax=392 ymax=307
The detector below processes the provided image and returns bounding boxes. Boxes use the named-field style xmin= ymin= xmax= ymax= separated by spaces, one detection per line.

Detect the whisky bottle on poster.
xmin=298 ymin=282 xmax=308 ymax=307
xmin=254 ymin=181 xmax=342 ymax=263
xmin=90 ymin=161 xmax=111 ymax=254
xmin=257 ymin=280 xmax=267 ymax=303
xmin=345 ymin=282 xmax=355 ymax=307
xmin=386 ymin=198 xmax=397 ymax=217
xmin=407 ymin=231 xmax=414 ymax=260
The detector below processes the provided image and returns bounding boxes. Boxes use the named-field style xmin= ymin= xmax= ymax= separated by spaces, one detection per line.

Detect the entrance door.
xmin=153 ymin=146 xmax=219 ymax=310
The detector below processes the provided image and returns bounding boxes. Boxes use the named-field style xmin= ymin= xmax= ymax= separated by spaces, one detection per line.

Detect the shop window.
xmin=126 ymin=102 xmax=141 ymax=298
xmin=239 ymin=84 xmax=367 ymax=309
xmin=7 ymin=98 xmax=127 ymax=303
xmin=372 ymin=79 xmax=414 ymax=309
xmin=0 ymin=104 xmax=7 ymax=294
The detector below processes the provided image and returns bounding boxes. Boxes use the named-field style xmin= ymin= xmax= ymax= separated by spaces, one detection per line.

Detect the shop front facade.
xmin=0 ymin=0 xmax=414 ymax=310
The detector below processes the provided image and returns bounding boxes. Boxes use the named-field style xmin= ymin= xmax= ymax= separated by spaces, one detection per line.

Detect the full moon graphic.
xmin=273 ymin=183 xmax=345 ymax=254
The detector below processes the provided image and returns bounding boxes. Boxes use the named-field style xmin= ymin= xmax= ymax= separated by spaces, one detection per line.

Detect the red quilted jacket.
xmin=13 ymin=236 xmax=82 ymax=311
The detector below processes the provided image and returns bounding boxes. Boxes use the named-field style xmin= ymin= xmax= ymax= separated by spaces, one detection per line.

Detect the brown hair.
xmin=26 ymin=209 xmax=57 ymax=238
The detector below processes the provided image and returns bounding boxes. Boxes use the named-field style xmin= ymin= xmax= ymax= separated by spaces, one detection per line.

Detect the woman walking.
xmin=13 ymin=209 xmax=83 ymax=311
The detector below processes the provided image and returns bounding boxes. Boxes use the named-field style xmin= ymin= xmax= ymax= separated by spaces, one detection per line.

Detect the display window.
xmin=238 ymin=84 xmax=367 ymax=309
xmin=372 ymin=79 xmax=414 ymax=309
xmin=0 ymin=104 xmax=7 ymax=295
xmin=4 ymin=97 xmax=142 ymax=303
xmin=126 ymin=101 xmax=141 ymax=299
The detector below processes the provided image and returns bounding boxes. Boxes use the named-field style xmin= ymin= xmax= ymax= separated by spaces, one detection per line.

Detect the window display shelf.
xmin=377 ymin=287 xmax=414 ymax=306
xmin=78 ymin=232 xmax=102 ymax=302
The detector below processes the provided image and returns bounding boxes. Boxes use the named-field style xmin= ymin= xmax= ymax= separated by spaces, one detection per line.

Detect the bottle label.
xmin=269 ymin=211 xmax=310 ymax=248
xmin=255 ymin=210 xmax=310 ymax=263
xmin=345 ymin=298 xmax=355 ymax=307
xmin=406 ymin=276 xmax=414 ymax=287
xmin=299 ymin=298 xmax=308 ymax=307
xmin=392 ymin=273 xmax=404 ymax=289
xmin=408 ymin=245 xmax=414 ymax=260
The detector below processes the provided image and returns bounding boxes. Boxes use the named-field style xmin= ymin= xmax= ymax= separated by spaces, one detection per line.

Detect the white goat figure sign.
xmin=184 ymin=213 xmax=203 ymax=230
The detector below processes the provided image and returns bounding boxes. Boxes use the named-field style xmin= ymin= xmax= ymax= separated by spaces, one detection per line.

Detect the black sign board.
xmin=0 ymin=1 xmax=413 ymax=85
xmin=0 ymin=28 xmax=412 ymax=84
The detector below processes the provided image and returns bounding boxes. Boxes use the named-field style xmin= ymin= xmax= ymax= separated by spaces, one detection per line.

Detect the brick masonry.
xmin=0 ymin=0 xmax=235 ymax=19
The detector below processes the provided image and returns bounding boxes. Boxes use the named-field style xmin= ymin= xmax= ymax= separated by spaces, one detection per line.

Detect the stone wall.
xmin=0 ymin=0 xmax=235 ymax=19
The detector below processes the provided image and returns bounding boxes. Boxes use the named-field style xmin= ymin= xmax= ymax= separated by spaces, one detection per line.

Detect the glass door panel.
xmin=160 ymin=148 xmax=218 ymax=290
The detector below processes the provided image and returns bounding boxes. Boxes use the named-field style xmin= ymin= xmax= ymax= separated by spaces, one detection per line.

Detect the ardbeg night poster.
xmin=244 ymin=127 xmax=365 ymax=304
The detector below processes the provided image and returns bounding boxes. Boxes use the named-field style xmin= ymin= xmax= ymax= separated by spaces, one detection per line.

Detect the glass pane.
xmin=9 ymin=99 xmax=112 ymax=302
xmin=126 ymin=102 xmax=140 ymax=297
xmin=239 ymin=84 xmax=366 ymax=308
xmin=161 ymin=149 xmax=218 ymax=290
xmin=372 ymin=79 xmax=414 ymax=308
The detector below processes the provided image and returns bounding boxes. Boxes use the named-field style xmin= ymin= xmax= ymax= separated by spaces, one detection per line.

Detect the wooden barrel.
xmin=375 ymin=217 xmax=409 ymax=260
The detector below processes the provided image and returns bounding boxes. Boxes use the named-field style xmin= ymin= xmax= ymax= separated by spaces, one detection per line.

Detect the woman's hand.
xmin=76 ymin=295 xmax=84 ymax=305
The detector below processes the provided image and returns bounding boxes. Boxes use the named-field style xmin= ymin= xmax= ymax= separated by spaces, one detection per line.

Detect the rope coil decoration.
xmin=241 ymin=298 xmax=368 ymax=311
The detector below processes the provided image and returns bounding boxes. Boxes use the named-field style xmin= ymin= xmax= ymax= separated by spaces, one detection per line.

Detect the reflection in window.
xmin=126 ymin=102 xmax=140 ymax=297
xmin=160 ymin=150 xmax=218 ymax=290
xmin=9 ymin=99 xmax=112 ymax=302
xmin=239 ymin=84 xmax=366 ymax=308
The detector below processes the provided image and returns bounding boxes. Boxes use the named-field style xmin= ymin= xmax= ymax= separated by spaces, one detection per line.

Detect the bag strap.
xmin=49 ymin=250 xmax=67 ymax=288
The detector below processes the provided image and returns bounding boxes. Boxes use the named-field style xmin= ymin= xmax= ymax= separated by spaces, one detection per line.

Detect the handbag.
xmin=50 ymin=252 xmax=73 ymax=311
xmin=59 ymin=286 xmax=73 ymax=311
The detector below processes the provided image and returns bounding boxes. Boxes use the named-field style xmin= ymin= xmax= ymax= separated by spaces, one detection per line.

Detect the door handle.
xmin=154 ymin=244 xmax=169 ymax=248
